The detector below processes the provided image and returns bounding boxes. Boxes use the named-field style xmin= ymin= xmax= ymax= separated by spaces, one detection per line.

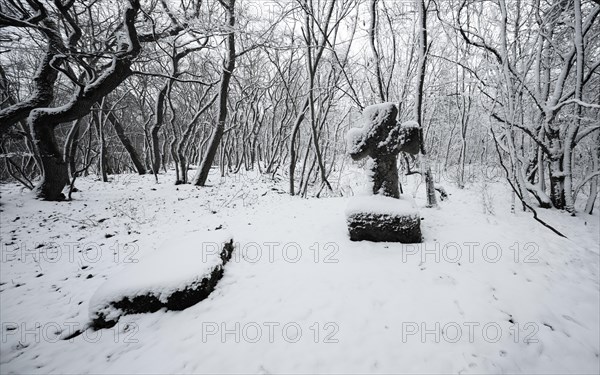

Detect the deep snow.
xmin=0 ymin=168 xmax=598 ymax=374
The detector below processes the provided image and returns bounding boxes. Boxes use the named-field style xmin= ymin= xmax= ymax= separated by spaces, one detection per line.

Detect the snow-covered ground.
xmin=1 ymin=169 xmax=598 ymax=374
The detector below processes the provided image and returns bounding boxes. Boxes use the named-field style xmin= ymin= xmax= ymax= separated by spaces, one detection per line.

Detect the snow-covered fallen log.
xmin=89 ymin=231 xmax=234 ymax=329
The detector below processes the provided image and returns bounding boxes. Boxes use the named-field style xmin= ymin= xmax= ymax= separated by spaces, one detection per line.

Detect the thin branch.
xmin=491 ymin=127 xmax=567 ymax=238
xmin=131 ymin=71 xmax=218 ymax=85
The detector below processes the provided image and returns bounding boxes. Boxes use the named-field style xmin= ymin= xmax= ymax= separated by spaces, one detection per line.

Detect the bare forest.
xmin=1 ymin=0 xmax=597 ymax=214
xmin=1 ymin=1 xmax=599 ymax=373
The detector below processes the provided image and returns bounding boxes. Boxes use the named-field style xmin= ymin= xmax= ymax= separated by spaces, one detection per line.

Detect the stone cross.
xmin=347 ymin=103 xmax=420 ymax=198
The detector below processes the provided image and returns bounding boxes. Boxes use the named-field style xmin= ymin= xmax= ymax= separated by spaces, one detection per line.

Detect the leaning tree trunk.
xmin=192 ymin=0 xmax=236 ymax=186
xmin=176 ymin=93 xmax=217 ymax=184
xmin=106 ymin=110 xmax=146 ymax=174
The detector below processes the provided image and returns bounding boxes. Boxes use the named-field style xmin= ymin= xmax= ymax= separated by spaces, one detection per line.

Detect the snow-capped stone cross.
xmin=346 ymin=103 xmax=420 ymax=198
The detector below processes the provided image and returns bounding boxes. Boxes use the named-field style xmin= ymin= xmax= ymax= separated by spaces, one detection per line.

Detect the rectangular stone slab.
xmin=345 ymin=195 xmax=422 ymax=243
xmin=347 ymin=212 xmax=422 ymax=243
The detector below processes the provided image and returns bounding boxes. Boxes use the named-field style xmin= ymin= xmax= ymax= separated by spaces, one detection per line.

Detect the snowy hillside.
xmin=1 ymin=172 xmax=598 ymax=374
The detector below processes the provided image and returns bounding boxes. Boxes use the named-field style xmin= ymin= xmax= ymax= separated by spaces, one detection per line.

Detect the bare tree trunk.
xmin=584 ymin=133 xmax=599 ymax=214
xmin=176 ymin=93 xmax=217 ymax=184
xmin=369 ymin=0 xmax=386 ymax=102
xmin=548 ymin=132 xmax=565 ymax=209
xmin=563 ymin=0 xmax=584 ymax=214
xmin=304 ymin=6 xmax=332 ymax=193
xmin=29 ymin=115 xmax=71 ymax=200
xmin=289 ymin=100 xmax=309 ymax=195
xmin=63 ymin=119 xmax=82 ymax=179
xmin=150 ymin=82 xmax=169 ymax=174
xmin=106 ymin=111 xmax=146 ymax=175
xmin=415 ymin=0 xmax=437 ymax=207
xmin=192 ymin=0 xmax=236 ymax=186
xmin=94 ymin=106 xmax=108 ymax=182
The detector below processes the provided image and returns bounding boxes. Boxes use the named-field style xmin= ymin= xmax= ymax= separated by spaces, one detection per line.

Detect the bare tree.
xmin=0 ymin=0 xmax=188 ymax=199
xmin=192 ymin=0 xmax=236 ymax=186
xmin=415 ymin=0 xmax=438 ymax=207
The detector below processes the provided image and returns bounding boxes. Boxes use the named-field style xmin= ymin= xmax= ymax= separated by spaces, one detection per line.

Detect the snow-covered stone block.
xmin=346 ymin=195 xmax=422 ymax=243
xmin=90 ymin=231 xmax=234 ymax=328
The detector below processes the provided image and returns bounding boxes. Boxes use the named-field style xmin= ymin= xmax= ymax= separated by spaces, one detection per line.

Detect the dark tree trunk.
xmin=30 ymin=115 xmax=70 ymax=200
xmin=415 ymin=0 xmax=437 ymax=207
xmin=550 ymin=175 xmax=565 ymax=209
xmin=94 ymin=111 xmax=109 ymax=182
xmin=288 ymin=102 xmax=308 ymax=195
xmin=106 ymin=111 xmax=146 ymax=174
xmin=150 ymin=83 xmax=169 ymax=174
xmin=192 ymin=0 xmax=236 ymax=186
xmin=63 ymin=119 xmax=82 ymax=179
xmin=176 ymin=93 xmax=217 ymax=184
xmin=548 ymin=133 xmax=565 ymax=209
